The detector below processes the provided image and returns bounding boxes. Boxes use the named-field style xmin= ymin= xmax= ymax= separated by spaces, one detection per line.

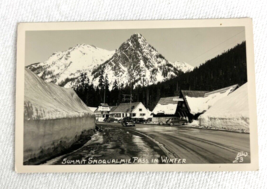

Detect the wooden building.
xmin=152 ymin=96 xmax=187 ymax=124
xmin=109 ymin=102 xmax=150 ymax=120
xmin=94 ymin=103 xmax=111 ymax=121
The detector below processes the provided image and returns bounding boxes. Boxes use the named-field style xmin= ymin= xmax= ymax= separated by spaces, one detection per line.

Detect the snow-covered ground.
xmin=198 ymin=83 xmax=249 ymax=132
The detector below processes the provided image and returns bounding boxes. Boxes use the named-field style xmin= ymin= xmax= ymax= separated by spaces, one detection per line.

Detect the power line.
xmin=187 ymin=30 xmax=245 ymax=63
xmin=201 ymin=36 xmax=246 ymax=62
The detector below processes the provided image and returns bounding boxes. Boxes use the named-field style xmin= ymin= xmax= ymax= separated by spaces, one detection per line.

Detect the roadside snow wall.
xmin=24 ymin=69 xmax=95 ymax=164
xmin=199 ymin=83 xmax=249 ymax=132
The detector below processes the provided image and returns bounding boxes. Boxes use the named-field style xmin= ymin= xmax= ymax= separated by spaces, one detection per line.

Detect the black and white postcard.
xmin=15 ymin=19 xmax=259 ymax=173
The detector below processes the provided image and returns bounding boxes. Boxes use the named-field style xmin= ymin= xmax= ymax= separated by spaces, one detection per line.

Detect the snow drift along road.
xmin=24 ymin=68 xmax=94 ymax=120
xmin=199 ymin=83 xmax=249 ymax=132
xmin=24 ymin=69 xmax=95 ymax=164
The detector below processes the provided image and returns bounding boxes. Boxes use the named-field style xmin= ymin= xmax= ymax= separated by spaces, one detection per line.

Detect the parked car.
xmin=121 ymin=117 xmax=135 ymax=127
xmin=132 ymin=118 xmax=146 ymax=124
xmin=145 ymin=118 xmax=152 ymax=123
xmin=166 ymin=117 xmax=188 ymax=126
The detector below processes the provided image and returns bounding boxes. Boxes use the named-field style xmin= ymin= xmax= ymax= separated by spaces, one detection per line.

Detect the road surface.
xmin=44 ymin=123 xmax=250 ymax=165
xmin=98 ymin=123 xmax=251 ymax=164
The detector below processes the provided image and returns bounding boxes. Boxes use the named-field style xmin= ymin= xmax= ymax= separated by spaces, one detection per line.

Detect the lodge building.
xmin=152 ymin=84 xmax=239 ymax=123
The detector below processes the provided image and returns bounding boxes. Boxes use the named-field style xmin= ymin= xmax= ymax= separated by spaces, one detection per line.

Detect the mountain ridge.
xmin=26 ymin=33 xmax=194 ymax=90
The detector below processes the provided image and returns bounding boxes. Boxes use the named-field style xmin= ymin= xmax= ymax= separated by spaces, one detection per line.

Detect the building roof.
xmin=109 ymin=106 xmax=117 ymax=112
xmin=152 ymin=96 xmax=182 ymax=115
xmin=110 ymin=102 xmax=141 ymax=113
xmin=181 ymin=84 xmax=239 ymax=98
xmin=204 ymin=84 xmax=239 ymax=97
xmin=100 ymin=103 xmax=109 ymax=107
xmin=181 ymin=90 xmax=208 ymax=98
xmin=181 ymin=84 xmax=239 ymax=116
xmin=94 ymin=105 xmax=113 ymax=114
xmin=156 ymin=96 xmax=180 ymax=105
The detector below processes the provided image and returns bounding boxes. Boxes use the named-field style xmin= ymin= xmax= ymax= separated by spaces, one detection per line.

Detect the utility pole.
xmin=104 ymin=83 xmax=106 ymax=103
xmin=122 ymin=94 xmax=132 ymax=117
xmin=130 ymin=82 xmax=132 ymax=118
xmin=103 ymin=74 xmax=107 ymax=104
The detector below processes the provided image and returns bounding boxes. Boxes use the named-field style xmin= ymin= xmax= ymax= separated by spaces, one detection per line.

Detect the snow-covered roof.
xmin=181 ymin=90 xmax=208 ymax=98
xmin=156 ymin=96 xmax=180 ymax=105
xmin=204 ymin=84 xmax=239 ymax=97
xmin=94 ymin=104 xmax=113 ymax=114
xmin=183 ymin=84 xmax=239 ymax=115
xmin=100 ymin=103 xmax=109 ymax=107
xmin=110 ymin=102 xmax=141 ymax=113
xmin=152 ymin=96 xmax=182 ymax=115
xmin=109 ymin=106 xmax=117 ymax=112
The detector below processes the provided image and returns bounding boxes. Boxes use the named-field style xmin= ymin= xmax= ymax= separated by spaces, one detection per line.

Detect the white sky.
xmin=25 ymin=27 xmax=245 ymax=67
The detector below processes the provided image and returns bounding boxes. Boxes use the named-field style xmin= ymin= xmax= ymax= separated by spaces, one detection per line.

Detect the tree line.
xmin=74 ymin=42 xmax=247 ymax=110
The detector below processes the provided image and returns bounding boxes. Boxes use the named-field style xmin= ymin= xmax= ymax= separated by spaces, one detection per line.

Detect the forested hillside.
xmin=74 ymin=42 xmax=247 ymax=110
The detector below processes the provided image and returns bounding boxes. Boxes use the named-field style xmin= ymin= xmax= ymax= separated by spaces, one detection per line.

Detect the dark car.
xmin=166 ymin=117 xmax=188 ymax=126
xmin=132 ymin=118 xmax=146 ymax=124
xmin=145 ymin=118 xmax=152 ymax=123
xmin=121 ymin=117 xmax=135 ymax=127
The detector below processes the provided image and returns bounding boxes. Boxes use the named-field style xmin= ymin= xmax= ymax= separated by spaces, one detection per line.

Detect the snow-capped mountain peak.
xmin=26 ymin=44 xmax=114 ymax=87
xmin=90 ymin=33 xmax=182 ymax=90
xmin=27 ymin=33 xmax=193 ymax=90
xmin=170 ymin=61 xmax=194 ymax=73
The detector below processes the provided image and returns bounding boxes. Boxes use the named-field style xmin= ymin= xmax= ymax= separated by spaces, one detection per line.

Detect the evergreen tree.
xmin=74 ymin=42 xmax=247 ymax=110
xmin=112 ymin=79 xmax=118 ymax=90
xmin=98 ymin=70 xmax=104 ymax=90
xmin=104 ymin=74 xmax=109 ymax=91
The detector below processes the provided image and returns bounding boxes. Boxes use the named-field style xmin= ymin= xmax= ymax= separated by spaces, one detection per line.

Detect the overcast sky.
xmin=25 ymin=27 xmax=245 ymax=67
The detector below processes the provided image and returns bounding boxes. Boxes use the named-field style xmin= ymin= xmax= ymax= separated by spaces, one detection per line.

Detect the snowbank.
xmin=187 ymin=120 xmax=200 ymax=127
xmin=24 ymin=69 xmax=94 ymax=120
xmin=199 ymin=83 xmax=249 ymax=132
xmin=88 ymin=107 xmax=97 ymax=112
xmin=24 ymin=69 xmax=95 ymax=164
xmin=24 ymin=117 xmax=95 ymax=164
xmin=185 ymin=87 xmax=233 ymax=115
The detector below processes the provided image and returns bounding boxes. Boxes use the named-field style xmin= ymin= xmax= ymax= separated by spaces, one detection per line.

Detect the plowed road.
xmin=98 ymin=123 xmax=250 ymax=163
